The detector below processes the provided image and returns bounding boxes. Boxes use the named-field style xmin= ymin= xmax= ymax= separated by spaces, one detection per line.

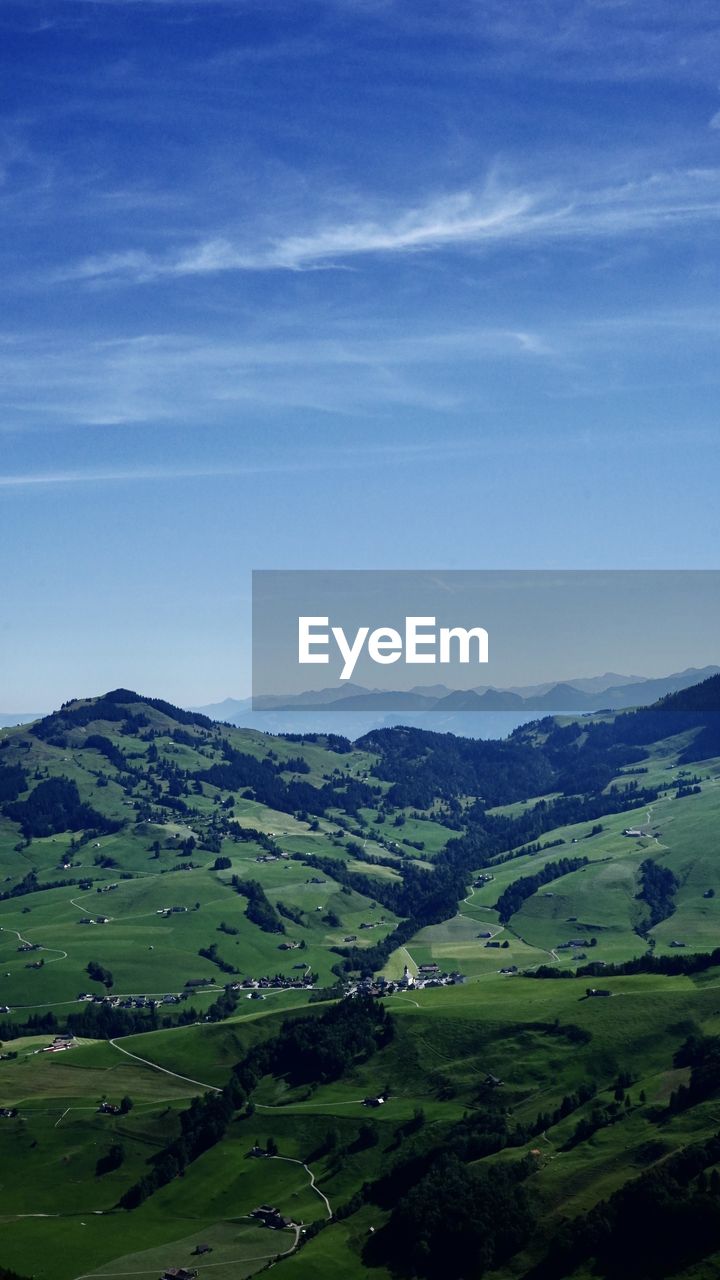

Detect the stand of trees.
xmin=528 ymin=1130 xmax=720 ymax=1280
xmin=277 ymin=900 xmax=305 ymax=926
xmin=198 ymin=943 xmax=238 ymax=975
xmin=494 ymin=856 xmax=589 ymax=923
xmin=0 ymin=870 xmax=92 ymax=904
xmin=96 ymin=1144 xmax=125 ymax=1177
xmin=4 ymin=777 xmax=122 ymax=839
xmin=198 ymin=744 xmax=377 ymax=818
xmin=118 ymin=997 xmax=390 ymax=1212
xmin=251 ymin=995 xmax=393 ymax=1088
xmin=0 ymin=762 xmax=27 ymax=803
xmin=231 ymin=877 xmax=285 ymax=933
xmin=357 ymin=726 xmax=556 ymax=809
xmin=532 ymin=946 xmax=720 ymax=981
xmin=119 ymin=1084 xmax=241 ymax=1210
xmin=637 ymin=858 xmax=678 ymax=930
xmin=280 ymin=731 xmax=352 ymax=753
xmin=365 ymin=1153 xmax=534 ymax=1279
xmin=204 ymin=986 xmax=240 ymax=1022
xmin=87 ymin=960 xmax=114 ymax=989
xmin=85 ymin=734 xmax=130 ymax=772
xmin=668 ymin=1035 xmax=720 ymax=1114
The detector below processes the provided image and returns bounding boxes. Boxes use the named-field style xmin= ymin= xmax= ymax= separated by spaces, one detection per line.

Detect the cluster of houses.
xmin=228 ymin=974 xmax=313 ymax=993
xmin=78 ymin=916 xmax=111 ymax=926
xmin=349 ymin=963 xmax=466 ymax=998
xmin=156 ymin=905 xmax=188 ymax=917
xmin=75 ymin=973 xmax=316 ymax=1010
xmin=255 ymin=851 xmax=290 ymax=864
xmin=77 ymin=991 xmax=182 ymax=1009
xmin=97 ymin=883 xmax=119 ymax=895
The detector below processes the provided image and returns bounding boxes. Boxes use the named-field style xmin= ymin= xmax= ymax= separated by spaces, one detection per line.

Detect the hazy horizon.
xmin=5 ymin=659 xmax=720 ymax=719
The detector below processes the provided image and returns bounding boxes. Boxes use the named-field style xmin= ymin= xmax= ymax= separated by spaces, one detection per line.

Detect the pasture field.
xmin=2 ymin=961 xmax=720 ymax=1278
xmin=357 ymin=808 xmax=458 ymax=857
xmin=0 ymin=689 xmax=719 ymax=1278
xmin=0 ymin=834 xmax=402 ymax=1014
xmin=410 ymin=761 xmax=720 ymax=977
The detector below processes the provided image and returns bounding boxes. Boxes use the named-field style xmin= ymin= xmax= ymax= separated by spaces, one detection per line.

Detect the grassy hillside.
xmin=1 ymin=682 xmax=720 ymax=1278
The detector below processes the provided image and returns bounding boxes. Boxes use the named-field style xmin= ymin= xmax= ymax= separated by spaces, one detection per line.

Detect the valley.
xmin=0 ymin=682 xmax=719 ymax=1278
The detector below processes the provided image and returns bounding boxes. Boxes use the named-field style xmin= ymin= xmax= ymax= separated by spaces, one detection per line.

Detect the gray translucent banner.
xmin=251 ymin=570 xmax=720 ymax=714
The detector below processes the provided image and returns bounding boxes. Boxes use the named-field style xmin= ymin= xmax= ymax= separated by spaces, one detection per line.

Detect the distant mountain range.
xmin=4 ymin=666 xmax=716 ymax=741
xmin=191 ymin=665 xmax=720 ymax=739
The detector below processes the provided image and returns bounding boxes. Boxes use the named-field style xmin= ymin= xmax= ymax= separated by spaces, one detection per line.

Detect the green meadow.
xmin=0 ymin=688 xmax=719 ymax=1277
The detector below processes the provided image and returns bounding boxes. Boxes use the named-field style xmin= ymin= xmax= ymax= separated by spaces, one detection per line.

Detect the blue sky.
xmin=1 ymin=0 xmax=720 ymax=707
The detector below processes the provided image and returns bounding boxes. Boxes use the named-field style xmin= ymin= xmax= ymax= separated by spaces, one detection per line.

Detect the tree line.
xmin=117 ymin=996 xmax=390 ymax=1211
xmin=494 ymin=856 xmax=589 ymax=923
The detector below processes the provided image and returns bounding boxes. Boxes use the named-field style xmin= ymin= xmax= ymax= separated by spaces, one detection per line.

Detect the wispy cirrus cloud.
xmin=3 ymin=302 xmax=720 ymax=434
xmin=0 ymin=325 xmax=551 ymax=428
xmin=0 ymin=460 xmax=342 ymax=487
xmin=0 ymin=441 xmax=545 ymax=489
xmin=2 ymin=420 xmax=716 ymax=491
xmin=52 ymin=168 xmax=720 ymax=285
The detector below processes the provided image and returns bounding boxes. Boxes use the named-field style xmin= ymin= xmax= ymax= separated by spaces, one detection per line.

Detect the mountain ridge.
xmin=189 ymin=664 xmax=720 ymax=733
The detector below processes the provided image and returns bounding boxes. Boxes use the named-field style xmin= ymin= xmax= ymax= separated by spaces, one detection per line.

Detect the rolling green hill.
xmin=0 ymin=681 xmax=720 ymax=1279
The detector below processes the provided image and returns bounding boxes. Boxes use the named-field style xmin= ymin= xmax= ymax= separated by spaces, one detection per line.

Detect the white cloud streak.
xmin=0 ymin=462 xmax=325 ymax=487
xmin=52 ymin=170 xmax=720 ymax=285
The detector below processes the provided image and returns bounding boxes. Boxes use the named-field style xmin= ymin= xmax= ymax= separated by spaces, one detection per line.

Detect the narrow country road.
xmin=271 ymin=1154 xmax=333 ymax=1218
xmin=108 ymin=1038 xmax=220 ymax=1093
xmin=0 ymin=926 xmax=67 ymax=964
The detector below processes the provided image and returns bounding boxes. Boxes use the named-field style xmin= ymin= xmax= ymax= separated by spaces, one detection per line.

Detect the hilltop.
xmin=0 ymin=678 xmax=719 ymax=1009
xmin=0 ymin=681 xmax=720 ymax=1277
